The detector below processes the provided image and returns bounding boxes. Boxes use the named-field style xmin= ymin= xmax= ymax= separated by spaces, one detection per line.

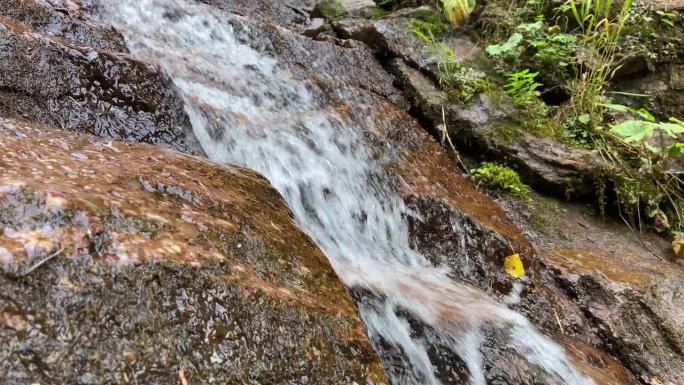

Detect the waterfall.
xmin=98 ymin=1 xmax=594 ymax=384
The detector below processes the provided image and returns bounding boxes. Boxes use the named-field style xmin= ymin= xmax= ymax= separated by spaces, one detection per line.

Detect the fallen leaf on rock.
xmin=672 ymin=232 xmax=684 ymax=259
xmin=504 ymin=253 xmax=525 ymax=279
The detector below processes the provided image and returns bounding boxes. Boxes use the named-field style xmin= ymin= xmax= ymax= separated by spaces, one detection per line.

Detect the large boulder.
xmin=0 ymin=118 xmax=386 ymax=385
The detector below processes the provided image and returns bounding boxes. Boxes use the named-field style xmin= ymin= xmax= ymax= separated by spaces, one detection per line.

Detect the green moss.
xmin=367 ymin=7 xmax=392 ymax=19
xmin=471 ymin=162 xmax=530 ymax=197
xmin=318 ymin=0 xmax=347 ymax=21
xmin=524 ymin=197 xmax=561 ymax=233
xmin=408 ymin=11 xmax=448 ymax=40
xmin=491 ymin=122 xmax=522 ymax=144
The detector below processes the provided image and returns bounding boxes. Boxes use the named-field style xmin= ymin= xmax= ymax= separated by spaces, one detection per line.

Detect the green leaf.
xmin=644 ymin=143 xmax=659 ymax=154
xmin=610 ymin=120 xmax=654 ymax=142
xmin=658 ymin=122 xmax=684 ymax=136
xmin=601 ymin=103 xmax=632 ymax=113
xmin=578 ymin=114 xmax=591 ymax=124
xmin=635 ymin=108 xmax=655 ymax=122
xmin=517 ymin=20 xmax=544 ymax=33
xmin=669 ymin=117 xmax=684 ymax=125
xmin=668 ymin=142 xmax=684 ymax=157
xmin=485 ymin=33 xmax=523 ymax=56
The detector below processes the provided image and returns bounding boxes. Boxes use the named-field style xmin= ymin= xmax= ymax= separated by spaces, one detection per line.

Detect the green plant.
xmin=411 ymin=26 xmax=489 ymax=102
xmin=655 ymin=10 xmax=677 ymax=27
xmin=589 ymin=104 xmax=684 ymax=231
xmin=565 ymin=0 xmax=633 ymax=120
xmin=485 ymin=32 xmax=524 ymax=57
xmin=505 ymin=69 xmax=543 ymax=107
xmin=471 ymin=162 xmax=531 ymax=197
xmin=485 ymin=17 xmax=577 ymax=86
xmin=565 ymin=0 xmax=614 ymax=33
xmin=604 ymin=103 xmax=684 ymax=164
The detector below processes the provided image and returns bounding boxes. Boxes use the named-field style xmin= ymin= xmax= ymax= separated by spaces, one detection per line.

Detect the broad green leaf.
xmin=635 ymin=108 xmax=655 ymax=122
xmin=486 ymin=33 xmax=523 ymax=56
xmin=610 ymin=120 xmax=654 ymax=142
xmin=517 ymin=20 xmax=544 ymax=33
xmin=658 ymin=122 xmax=684 ymax=136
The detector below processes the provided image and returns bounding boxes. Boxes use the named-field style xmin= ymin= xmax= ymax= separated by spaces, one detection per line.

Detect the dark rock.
xmin=0 ymin=0 xmax=127 ymax=51
xmin=501 ymin=194 xmax=684 ymax=385
xmin=303 ymin=17 xmax=328 ymax=37
xmin=195 ymin=0 xmax=314 ymax=30
xmin=614 ymin=62 xmax=684 ymax=120
xmin=0 ymin=118 xmax=387 ymax=385
xmin=334 ymin=8 xmax=481 ymax=82
xmin=0 ymin=18 xmax=203 ymax=155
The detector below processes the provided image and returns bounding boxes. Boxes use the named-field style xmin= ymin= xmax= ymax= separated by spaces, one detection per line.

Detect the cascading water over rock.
xmin=97 ymin=1 xmax=595 ymax=383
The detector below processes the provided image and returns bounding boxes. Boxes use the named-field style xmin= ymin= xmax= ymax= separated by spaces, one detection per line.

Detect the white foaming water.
xmin=99 ymin=1 xmax=594 ymax=384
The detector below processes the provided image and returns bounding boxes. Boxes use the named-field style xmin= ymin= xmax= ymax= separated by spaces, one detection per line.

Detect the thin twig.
xmin=554 ymin=308 xmax=565 ymax=335
xmin=23 ymin=247 xmax=64 ymax=276
xmin=178 ymin=369 xmax=189 ymax=385
xmin=440 ymin=105 xmax=470 ymax=175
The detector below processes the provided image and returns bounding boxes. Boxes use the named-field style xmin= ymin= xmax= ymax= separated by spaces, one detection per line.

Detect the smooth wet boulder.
xmin=0 ymin=15 xmax=202 ymax=155
xmin=0 ymin=118 xmax=386 ymax=385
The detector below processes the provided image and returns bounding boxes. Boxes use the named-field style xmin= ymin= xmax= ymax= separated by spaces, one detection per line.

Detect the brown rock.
xmin=0 ymin=118 xmax=386 ymax=385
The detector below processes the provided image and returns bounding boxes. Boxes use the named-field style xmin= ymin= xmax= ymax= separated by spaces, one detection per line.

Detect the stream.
xmin=97 ymin=1 xmax=595 ymax=384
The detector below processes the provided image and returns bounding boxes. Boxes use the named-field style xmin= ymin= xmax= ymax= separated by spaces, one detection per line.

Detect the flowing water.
xmin=97 ymin=1 xmax=595 ymax=384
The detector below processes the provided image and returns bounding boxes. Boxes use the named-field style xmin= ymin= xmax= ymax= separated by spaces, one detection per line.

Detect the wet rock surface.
xmin=0 ymin=6 xmax=202 ymax=155
xmin=0 ymin=0 xmax=127 ymax=51
xmin=0 ymin=0 xmax=682 ymax=384
xmin=0 ymin=118 xmax=386 ymax=385
xmin=217 ymin=8 xmax=643 ymax=383
xmin=306 ymin=4 xmax=684 ymax=384
xmin=501 ymin=195 xmax=684 ymax=385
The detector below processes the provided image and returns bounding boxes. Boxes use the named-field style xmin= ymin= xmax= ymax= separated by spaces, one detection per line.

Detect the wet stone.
xmin=0 ymin=16 xmax=203 ymax=156
xmin=0 ymin=118 xmax=386 ymax=385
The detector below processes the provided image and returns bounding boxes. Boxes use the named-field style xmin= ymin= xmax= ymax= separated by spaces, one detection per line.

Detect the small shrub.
xmin=471 ymin=162 xmax=531 ymax=197
xmin=411 ymin=24 xmax=490 ymax=102
xmin=505 ymin=69 xmax=543 ymax=107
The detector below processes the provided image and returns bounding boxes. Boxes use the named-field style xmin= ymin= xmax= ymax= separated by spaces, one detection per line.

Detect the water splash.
xmin=98 ymin=1 xmax=594 ymax=384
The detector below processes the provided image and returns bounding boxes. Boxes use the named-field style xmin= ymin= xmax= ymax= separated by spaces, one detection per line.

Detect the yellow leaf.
xmin=504 ymin=253 xmax=525 ymax=279
xmin=672 ymin=232 xmax=684 ymax=259
xmin=443 ymin=0 xmax=472 ymax=26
